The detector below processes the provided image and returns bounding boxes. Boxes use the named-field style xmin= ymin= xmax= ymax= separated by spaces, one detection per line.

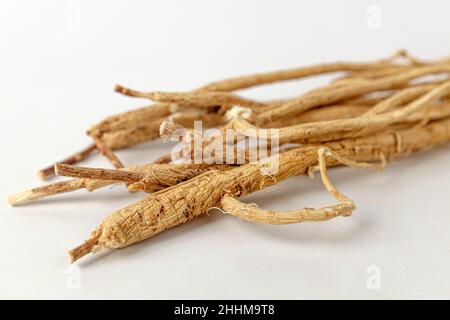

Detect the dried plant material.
xmin=255 ymin=63 xmax=450 ymax=124
xmin=363 ymin=83 xmax=441 ymax=116
xmin=339 ymin=64 xmax=413 ymax=81
xmin=38 ymin=50 xmax=440 ymax=177
xmin=221 ymin=147 xmax=384 ymax=224
xmin=9 ymin=50 xmax=450 ymax=264
xmin=88 ymin=104 xmax=174 ymax=135
xmin=220 ymin=147 xmax=377 ymax=224
xmin=267 ymin=104 xmax=371 ymax=128
xmin=91 ymin=133 xmax=124 ymax=169
xmin=102 ymin=119 xmax=164 ymax=150
xmin=9 ymin=162 xmax=232 ymax=206
xmin=196 ymin=50 xmax=415 ymax=92
xmin=8 ymin=180 xmax=86 ymax=206
xmin=55 ymin=163 xmax=145 ymax=182
xmin=171 ymin=82 xmax=450 ymax=153
xmin=67 ymin=117 xmax=450 ymax=262
xmin=56 ymin=163 xmax=233 ymax=193
xmin=115 ymin=85 xmax=267 ymax=109
xmin=273 ymin=81 xmax=450 ymax=143
xmin=37 ymin=143 xmax=98 ymax=180
xmin=40 ymin=50 xmax=418 ymax=175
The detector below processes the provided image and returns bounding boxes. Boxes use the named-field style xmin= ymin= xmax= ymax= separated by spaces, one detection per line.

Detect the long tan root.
xmin=9 ymin=50 xmax=450 ymax=265
xmin=42 ymin=50 xmax=430 ymax=172
xmin=9 ymin=163 xmax=232 ymax=206
xmin=220 ymin=147 xmax=360 ymax=224
xmin=68 ymin=117 xmax=450 ymax=262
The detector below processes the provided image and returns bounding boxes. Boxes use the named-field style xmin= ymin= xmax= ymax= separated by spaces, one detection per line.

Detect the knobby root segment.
xmin=68 ymin=117 xmax=450 ymax=262
xmin=221 ymin=147 xmax=360 ymax=224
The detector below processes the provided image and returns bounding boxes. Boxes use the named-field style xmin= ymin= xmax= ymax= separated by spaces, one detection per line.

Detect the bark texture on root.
xmin=69 ymin=117 xmax=450 ymax=262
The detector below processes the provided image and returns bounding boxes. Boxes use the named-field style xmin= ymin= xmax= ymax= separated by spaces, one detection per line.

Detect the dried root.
xmin=220 ymin=147 xmax=363 ymax=224
xmin=68 ymin=117 xmax=450 ymax=262
xmin=9 ymin=163 xmax=232 ymax=206
xmin=8 ymin=179 xmax=87 ymax=206
xmin=168 ymin=81 xmax=450 ymax=153
xmin=8 ymin=50 xmax=450 ymax=264
xmin=37 ymin=143 xmax=97 ymax=180
xmin=38 ymin=50 xmax=428 ymax=178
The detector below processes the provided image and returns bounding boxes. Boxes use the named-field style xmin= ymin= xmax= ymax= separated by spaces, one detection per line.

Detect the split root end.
xmin=68 ymin=231 xmax=102 ymax=263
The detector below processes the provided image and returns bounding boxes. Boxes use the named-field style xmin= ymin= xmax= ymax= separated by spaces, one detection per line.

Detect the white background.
xmin=1 ymin=0 xmax=450 ymax=299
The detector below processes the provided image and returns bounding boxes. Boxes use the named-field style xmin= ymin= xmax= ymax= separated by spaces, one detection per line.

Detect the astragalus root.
xmin=9 ymin=163 xmax=232 ymax=206
xmin=68 ymin=117 xmax=450 ymax=262
xmin=10 ymin=50 xmax=450 ymax=265
xmin=21 ymin=99 xmax=412 ymax=206
xmin=255 ymin=63 xmax=450 ymax=124
xmin=272 ymin=80 xmax=450 ymax=144
xmin=196 ymin=49 xmax=417 ymax=92
xmin=38 ymin=105 xmax=173 ymax=179
xmin=36 ymin=50 xmax=428 ymax=178
xmin=115 ymin=85 xmax=267 ymax=109
xmin=174 ymin=81 xmax=450 ymax=152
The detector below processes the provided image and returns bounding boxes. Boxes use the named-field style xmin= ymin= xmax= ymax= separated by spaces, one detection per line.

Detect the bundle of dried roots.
xmin=8 ymin=50 xmax=450 ymax=263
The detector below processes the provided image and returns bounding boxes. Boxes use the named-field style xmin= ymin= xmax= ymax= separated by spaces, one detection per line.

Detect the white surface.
xmin=1 ymin=0 xmax=450 ymax=299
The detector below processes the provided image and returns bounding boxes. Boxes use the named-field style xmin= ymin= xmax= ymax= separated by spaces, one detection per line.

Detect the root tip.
xmin=68 ymin=233 xmax=102 ymax=263
xmin=114 ymin=84 xmax=129 ymax=95
xmin=37 ymin=170 xmax=51 ymax=181
xmin=67 ymin=252 xmax=76 ymax=264
xmin=8 ymin=190 xmax=34 ymax=206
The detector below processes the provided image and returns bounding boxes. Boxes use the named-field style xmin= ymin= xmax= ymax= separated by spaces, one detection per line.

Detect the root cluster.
xmin=9 ymin=50 xmax=450 ymax=263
